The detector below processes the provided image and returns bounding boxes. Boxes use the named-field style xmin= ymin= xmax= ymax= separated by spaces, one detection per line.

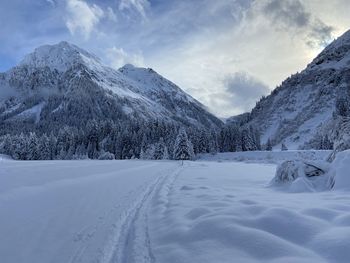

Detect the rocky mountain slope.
xmin=0 ymin=41 xmax=222 ymax=131
xmin=242 ymin=29 xmax=350 ymax=149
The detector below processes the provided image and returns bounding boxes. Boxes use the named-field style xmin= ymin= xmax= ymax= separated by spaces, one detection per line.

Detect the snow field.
xmin=1 ymin=155 xmax=350 ymax=263
xmin=0 ymin=160 xmax=179 ymax=263
xmin=150 ymin=161 xmax=350 ymax=263
xmin=198 ymin=150 xmax=332 ymax=164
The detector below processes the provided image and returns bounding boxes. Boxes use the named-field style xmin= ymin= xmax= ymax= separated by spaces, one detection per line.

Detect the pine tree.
xmin=173 ymin=128 xmax=194 ymax=160
xmin=49 ymin=133 xmax=57 ymax=160
xmin=209 ymin=130 xmax=219 ymax=154
xmin=27 ymin=132 xmax=39 ymax=160
xmin=281 ymin=142 xmax=288 ymax=151
xmin=154 ymin=138 xmax=168 ymax=160
xmin=39 ymin=134 xmax=51 ymax=160
xmin=197 ymin=130 xmax=209 ymax=153
xmin=266 ymin=138 xmax=273 ymax=151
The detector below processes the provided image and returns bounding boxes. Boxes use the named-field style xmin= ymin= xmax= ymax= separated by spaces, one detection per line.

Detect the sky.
xmin=0 ymin=0 xmax=349 ymax=117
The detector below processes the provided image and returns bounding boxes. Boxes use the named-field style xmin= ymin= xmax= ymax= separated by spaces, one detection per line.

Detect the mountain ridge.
xmin=0 ymin=41 xmax=223 ymax=130
xmin=237 ymin=29 xmax=350 ymax=149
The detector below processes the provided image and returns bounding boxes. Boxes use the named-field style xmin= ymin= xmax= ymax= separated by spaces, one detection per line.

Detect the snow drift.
xmin=271 ymin=149 xmax=350 ymax=192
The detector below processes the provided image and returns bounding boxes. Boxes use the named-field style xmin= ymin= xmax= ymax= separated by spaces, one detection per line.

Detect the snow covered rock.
xmin=0 ymin=154 xmax=12 ymax=160
xmin=271 ymin=160 xmax=333 ymax=191
xmin=332 ymin=150 xmax=350 ymax=190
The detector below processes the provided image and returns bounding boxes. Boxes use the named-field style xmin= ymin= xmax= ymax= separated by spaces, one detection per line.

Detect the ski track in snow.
xmin=103 ymin=164 xmax=183 ymax=263
xmin=0 ymin=160 xmax=180 ymax=263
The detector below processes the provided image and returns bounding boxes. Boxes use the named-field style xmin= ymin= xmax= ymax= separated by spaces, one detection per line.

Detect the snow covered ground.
xmin=1 ymin=152 xmax=350 ymax=263
xmin=198 ymin=150 xmax=332 ymax=164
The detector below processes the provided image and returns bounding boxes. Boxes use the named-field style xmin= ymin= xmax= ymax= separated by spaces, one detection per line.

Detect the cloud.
xmin=118 ymin=0 xmax=150 ymax=20
xmin=223 ymin=72 xmax=270 ymax=112
xmin=259 ymin=0 xmax=334 ymax=48
xmin=45 ymin=0 xmax=56 ymax=7
xmin=262 ymin=0 xmax=310 ymax=28
xmin=65 ymin=0 xmax=104 ymax=40
xmin=307 ymin=19 xmax=334 ymax=48
xmin=105 ymin=47 xmax=144 ymax=69
xmin=1 ymin=0 xmax=349 ymax=117
xmin=107 ymin=7 xmax=118 ymax=22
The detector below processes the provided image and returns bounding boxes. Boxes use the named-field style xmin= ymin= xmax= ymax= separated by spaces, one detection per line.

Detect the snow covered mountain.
xmin=0 ymin=41 xmax=222 ymax=130
xmin=241 ymin=29 xmax=350 ymax=149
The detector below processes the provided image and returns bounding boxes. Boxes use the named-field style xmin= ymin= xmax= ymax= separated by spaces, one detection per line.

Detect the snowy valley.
xmin=1 ymin=15 xmax=350 ymax=263
xmin=1 ymin=151 xmax=350 ymax=263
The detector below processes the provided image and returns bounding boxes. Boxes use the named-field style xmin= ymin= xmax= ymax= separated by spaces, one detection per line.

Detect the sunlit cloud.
xmin=0 ymin=0 xmax=349 ymax=117
xmin=65 ymin=0 xmax=104 ymax=40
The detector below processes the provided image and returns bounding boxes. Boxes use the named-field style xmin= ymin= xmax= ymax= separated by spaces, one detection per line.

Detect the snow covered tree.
xmin=98 ymin=150 xmax=115 ymax=160
xmin=142 ymin=144 xmax=156 ymax=159
xmin=49 ymin=133 xmax=57 ymax=160
xmin=73 ymin=143 xmax=88 ymax=159
xmin=281 ymin=143 xmax=288 ymax=151
xmin=208 ymin=130 xmax=219 ymax=154
xmin=266 ymin=139 xmax=273 ymax=151
xmin=11 ymin=134 xmax=27 ymax=160
xmin=197 ymin=130 xmax=209 ymax=153
xmin=38 ymin=134 xmax=51 ymax=160
xmin=154 ymin=138 xmax=168 ymax=160
xmin=241 ymin=126 xmax=260 ymax=151
xmin=27 ymin=132 xmax=39 ymax=160
xmin=173 ymin=128 xmax=194 ymax=160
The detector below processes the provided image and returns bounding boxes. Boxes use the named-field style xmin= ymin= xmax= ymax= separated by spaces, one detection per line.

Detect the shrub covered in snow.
xmin=271 ymin=159 xmax=334 ymax=191
xmin=98 ymin=151 xmax=115 ymax=160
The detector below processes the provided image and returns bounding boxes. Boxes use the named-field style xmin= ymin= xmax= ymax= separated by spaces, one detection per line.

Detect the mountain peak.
xmin=119 ymin=64 xmax=136 ymax=71
xmin=20 ymin=41 xmax=102 ymax=72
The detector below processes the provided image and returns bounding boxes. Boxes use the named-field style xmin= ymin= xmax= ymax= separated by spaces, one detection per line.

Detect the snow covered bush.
xmin=98 ymin=151 xmax=115 ymax=160
xmin=273 ymin=160 xmax=303 ymax=183
xmin=271 ymin=160 xmax=334 ymax=191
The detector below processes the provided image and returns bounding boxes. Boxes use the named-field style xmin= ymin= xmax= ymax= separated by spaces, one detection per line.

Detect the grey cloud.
xmin=223 ymin=72 xmax=269 ymax=113
xmin=307 ymin=19 xmax=334 ymax=48
xmin=261 ymin=0 xmax=335 ymax=48
xmin=263 ymin=0 xmax=310 ymax=28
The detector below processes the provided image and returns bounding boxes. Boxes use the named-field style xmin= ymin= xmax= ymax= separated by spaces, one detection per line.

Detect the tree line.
xmin=0 ymin=119 xmax=261 ymax=160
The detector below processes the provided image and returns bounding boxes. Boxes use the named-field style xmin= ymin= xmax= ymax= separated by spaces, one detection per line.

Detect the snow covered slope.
xmin=0 ymin=42 xmax=222 ymax=129
xmin=241 ymin=29 xmax=350 ymax=149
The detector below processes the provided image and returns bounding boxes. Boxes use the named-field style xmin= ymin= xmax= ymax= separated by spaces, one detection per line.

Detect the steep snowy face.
xmin=119 ymin=64 xmax=196 ymax=103
xmin=308 ymin=29 xmax=350 ymax=70
xmin=243 ymin=29 xmax=350 ymax=149
xmin=20 ymin=41 xmax=103 ymax=72
xmin=0 ymin=42 xmax=222 ymax=129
